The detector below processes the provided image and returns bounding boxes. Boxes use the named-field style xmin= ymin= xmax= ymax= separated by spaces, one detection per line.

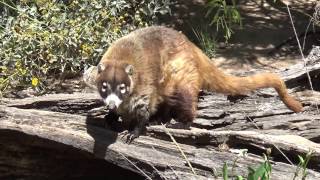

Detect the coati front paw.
xmin=119 ymin=130 xmax=129 ymax=139
xmin=118 ymin=95 xmax=150 ymax=144
xmin=119 ymin=129 xmax=141 ymax=144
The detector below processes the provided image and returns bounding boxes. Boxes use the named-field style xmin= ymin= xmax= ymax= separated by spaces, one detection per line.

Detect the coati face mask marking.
xmin=96 ymin=63 xmax=134 ymax=111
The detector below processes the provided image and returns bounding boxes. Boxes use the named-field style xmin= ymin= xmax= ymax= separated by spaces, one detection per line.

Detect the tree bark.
xmin=1 ymin=48 xmax=320 ymax=179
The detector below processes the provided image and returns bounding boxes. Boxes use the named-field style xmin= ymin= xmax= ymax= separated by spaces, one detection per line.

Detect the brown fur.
xmin=96 ymin=26 xmax=302 ymax=140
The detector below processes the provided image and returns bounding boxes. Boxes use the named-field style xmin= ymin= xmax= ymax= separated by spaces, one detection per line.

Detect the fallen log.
xmin=0 ymin=47 xmax=320 ymax=179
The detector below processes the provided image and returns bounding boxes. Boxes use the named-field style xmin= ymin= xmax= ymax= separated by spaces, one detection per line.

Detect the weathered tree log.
xmin=1 ymin=48 xmax=320 ymax=179
xmin=1 ymin=91 xmax=320 ymax=179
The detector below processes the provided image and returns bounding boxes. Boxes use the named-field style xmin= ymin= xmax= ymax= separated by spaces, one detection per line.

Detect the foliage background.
xmin=0 ymin=0 xmax=173 ymax=94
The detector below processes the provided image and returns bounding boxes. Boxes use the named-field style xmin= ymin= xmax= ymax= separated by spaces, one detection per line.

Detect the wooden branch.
xmin=1 ymin=88 xmax=320 ymax=179
xmin=1 ymin=47 xmax=320 ymax=179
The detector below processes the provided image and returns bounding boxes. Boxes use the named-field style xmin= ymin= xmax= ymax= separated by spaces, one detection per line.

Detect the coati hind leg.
xmin=166 ymin=86 xmax=199 ymax=129
xmin=162 ymin=57 xmax=200 ymax=129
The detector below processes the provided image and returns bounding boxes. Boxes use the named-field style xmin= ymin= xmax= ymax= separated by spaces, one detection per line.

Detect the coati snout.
xmin=96 ymin=62 xmax=134 ymax=111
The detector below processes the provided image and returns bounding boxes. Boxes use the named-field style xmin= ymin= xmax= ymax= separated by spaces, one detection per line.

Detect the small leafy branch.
xmin=293 ymin=150 xmax=314 ymax=180
xmin=247 ymin=154 xmax=272 ymax=180
xmin=192 ymin=26 xmax=217 ymax=58
xmin=221 ymin=149 xmax=272 ymax=180
xmin=205 ymin=0 xmax=242 ymax=41
xmin=221 ymin=148 xmax=314 ymax=180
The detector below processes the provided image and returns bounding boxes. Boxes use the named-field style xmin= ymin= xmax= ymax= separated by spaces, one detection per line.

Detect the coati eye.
xmin=101 ymin=81 xmax=110 ymax=93
xmin=119 ymin=83 xmax=126 ymax=94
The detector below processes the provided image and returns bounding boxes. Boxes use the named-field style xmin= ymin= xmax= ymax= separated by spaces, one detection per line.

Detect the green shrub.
xmin=192 ymin=26 xmax=217 ymax=58
xmin=206 ymin=0 xmax=242 ymax=40
xmin=222 ymin=154 xmax=271 ymax=180
xmin=0 ymin=0 xmax=173 ymax=95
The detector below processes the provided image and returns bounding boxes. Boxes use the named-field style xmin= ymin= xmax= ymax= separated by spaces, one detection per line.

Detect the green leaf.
xmin=298 ymin=155 xmax=305 ymax=165
xmin=247 ymin=161 xmax=271 ymax=180
xmin=223 ymin=162 xmax=229 ymax=180
xmin=247 ymin=166 xmax=255 ymax=180
xmin=236 ymin=175 xmax=244 ymax=180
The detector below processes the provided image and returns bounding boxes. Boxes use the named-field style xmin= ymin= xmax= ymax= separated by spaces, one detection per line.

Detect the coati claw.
xmin=119 ymin=130 xmax=129 ymax=139
xmin=118 ymin=130 xmax=139 ymax=144
xmin=125 ymin=132 xmax=139 ymax=144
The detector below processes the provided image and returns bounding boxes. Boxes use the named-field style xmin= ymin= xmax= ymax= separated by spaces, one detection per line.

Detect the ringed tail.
xmin=195 ymin=47 xmax=303 ymax=113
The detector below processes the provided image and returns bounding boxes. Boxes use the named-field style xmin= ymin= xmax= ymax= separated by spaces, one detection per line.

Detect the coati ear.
xmin=125 ymin=64 xmax=134 ymax=76
xmin=83 ymin=66 xmax=98 ymax=90
xmin=97 ymin=63 xmax=105 ymax=73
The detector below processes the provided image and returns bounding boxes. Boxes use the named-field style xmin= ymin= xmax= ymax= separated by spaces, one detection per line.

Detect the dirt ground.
xmin=168 ymin=0 xmax=319 ymax=73
xmin=213 ymin=0 xmax=319 ymax=73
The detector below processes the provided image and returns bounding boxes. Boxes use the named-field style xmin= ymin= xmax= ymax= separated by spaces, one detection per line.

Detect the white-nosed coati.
xmin=96 ymin=26 xmax=303 ymax=142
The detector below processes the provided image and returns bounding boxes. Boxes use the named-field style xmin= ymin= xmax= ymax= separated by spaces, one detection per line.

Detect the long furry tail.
xmin=195 ymin=49 xmax=303 ymax=113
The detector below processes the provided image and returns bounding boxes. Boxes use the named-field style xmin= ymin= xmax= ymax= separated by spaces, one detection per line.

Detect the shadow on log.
xmin=0 ymin=129 xmax=143 ymax=179
xmin=0 ymin=47 xmax=320 ymax=179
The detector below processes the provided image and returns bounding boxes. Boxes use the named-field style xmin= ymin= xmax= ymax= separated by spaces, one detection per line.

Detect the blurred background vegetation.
xmin=0 ymin=0 xmax=177 ymax=95
xmin=0 ymin=0 xmax=317 ymax=97
xmin=0 ymin=0 xmax=242 ymax=96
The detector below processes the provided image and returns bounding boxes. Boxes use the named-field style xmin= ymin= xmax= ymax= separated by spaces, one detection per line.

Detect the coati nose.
xmin=104 ymin=93 xmax=122 ymax=110
xmin=107 ymin=100 xmax=116 ymax=110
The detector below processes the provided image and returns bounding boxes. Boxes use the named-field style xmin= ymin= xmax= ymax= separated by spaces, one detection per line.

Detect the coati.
xmin=95 ymin=26 xmax=303 ymax=142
